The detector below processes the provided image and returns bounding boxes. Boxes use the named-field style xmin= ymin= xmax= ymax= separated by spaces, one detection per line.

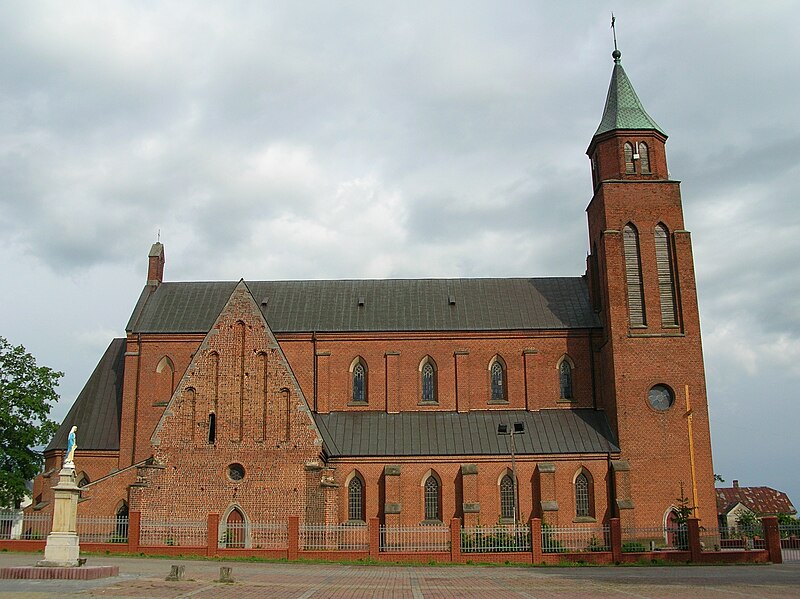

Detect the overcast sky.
xmin=1 ymin=2 xmax=798 ymax=510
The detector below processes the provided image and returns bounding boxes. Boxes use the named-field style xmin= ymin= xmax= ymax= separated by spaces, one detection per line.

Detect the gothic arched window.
xmin=624 ymin=142 xmax=635 ymax=174
xmin=421 ymin=359 xmax=436 ymax=403
xmin=352 ymin=360 xmax=367 ymax=404
xmin=424 ymin=475 xmax=441 ymax=522
xmin=490 ymin=359 xmax=506 ymax=402
xmin=559 ymin=360 xmax=573 ymax=400
xmin=575 ymin=472 xmax=591 ymax=518
xmin=500 ymin=474 xmax=515 ymax=521
xmin=348 ymin=474 xmax=365 ymax=522
xmin=623 ymin=224 xmax=646 ymax=327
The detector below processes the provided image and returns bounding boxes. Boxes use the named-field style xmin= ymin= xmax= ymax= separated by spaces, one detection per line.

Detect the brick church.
xmin=33 ymin=49 xmax=716 ymax=534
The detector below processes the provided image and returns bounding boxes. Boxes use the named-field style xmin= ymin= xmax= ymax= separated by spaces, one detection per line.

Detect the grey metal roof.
xmin=314 ymin=409 xmax=619 ymax=457
xmin=46 ymin=339 xmax=126 ymax=452
xmin=594 ymin=54 xmax=666 ymax=138
xmin=127 ymin=277 xmax=600 ymax=334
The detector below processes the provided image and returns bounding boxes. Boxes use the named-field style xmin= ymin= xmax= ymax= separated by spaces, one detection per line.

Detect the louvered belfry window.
xmin=623 ymin=224 xmax=646 ymax=327
xmin=655 ymin=224 xmax=678 ymax=326
xmin=638 ymin=142 xmax=651 ymax=174
xmin=624 ymin=142 xmax=635 ymax=174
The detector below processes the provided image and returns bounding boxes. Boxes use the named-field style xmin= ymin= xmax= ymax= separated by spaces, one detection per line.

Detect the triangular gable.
xmin=150 ymin=279 xmax=323 ymax=449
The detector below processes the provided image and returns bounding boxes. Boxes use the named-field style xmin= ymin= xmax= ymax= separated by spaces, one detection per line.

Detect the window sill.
xmin=344 ymin=520 xmax=367 ymax=527
xmin=573 ymin=516 xmax=596 ymax=523
xmin=347 ymin=402 xmax=370 ymax=407
xmin=487 ymin=400 xmax=509 ymax=405
xmin=420 ymin=519 xmax=443 ymax=526
xmin=498 ymin=517 xmax=516 ymax=525
xmin=557 ymin=398 xmax=575 ymax=403
xmin=418 ymin=400 xmax=439 ymax=406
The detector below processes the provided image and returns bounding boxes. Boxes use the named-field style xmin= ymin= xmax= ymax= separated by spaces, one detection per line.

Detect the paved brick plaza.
xmin=1 ymin=553 xmax=799 ymax=598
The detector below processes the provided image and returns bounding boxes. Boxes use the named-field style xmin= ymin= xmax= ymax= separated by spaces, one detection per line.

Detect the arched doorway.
xmin=666 ymin=509 xmax=681 ymax=548
xmin=224 ymin=508 xmax=246 ymax=548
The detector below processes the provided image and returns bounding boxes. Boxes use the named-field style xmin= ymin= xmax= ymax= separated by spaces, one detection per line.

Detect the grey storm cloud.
xmin=1 ymin=1 xmax=799 ymax=504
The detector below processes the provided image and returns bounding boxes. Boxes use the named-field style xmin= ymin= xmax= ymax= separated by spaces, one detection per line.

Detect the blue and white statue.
xmin=63 ymin=426 xmax=77 ymax=469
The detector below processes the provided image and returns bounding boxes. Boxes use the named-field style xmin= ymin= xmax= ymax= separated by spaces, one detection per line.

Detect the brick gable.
xmin=129 ymin=281 xmax=335 ymax=524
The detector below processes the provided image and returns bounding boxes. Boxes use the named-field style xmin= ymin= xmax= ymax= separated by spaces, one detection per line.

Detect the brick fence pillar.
xmin=687 ymin=518 xmax=701 ymax=562
xmin=127 ymin=511 xmax=141 ymax=553
xmin=610 ymin=517 xmax=622 ymax=563
xmin=369 ymin=517 xmax=380 ymax=559
xmin=450 ymin=518 xmax=462 ymax=564
xmin=207 ymin=513 xmax=219 ymax=557
xmin=531 ymin=518 xmax=543 ymax=564
xmin=762 ymin=516 xmax=782 ymax=564
xmin=288 ymin=516 xmax=299 ymax=561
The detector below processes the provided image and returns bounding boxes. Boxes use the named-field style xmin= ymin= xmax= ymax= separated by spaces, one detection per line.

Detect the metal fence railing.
xmin=301 ymin=523 xmax=369 ymax=551
xmin=380 ymin=524 xmax=450 ymax=552
xmin=543 ymin=525 xmax=610 ymax=553
xmin=621 ymin=526 xmax=686 ymax=551
xmin=76 ymin=516 xmax=128 ymax=543
xmin=461 ymin=525 xmax=531 ymax=553
xmin=0 ymin=511 xmax=52 ymax=540
xmin=250 ymin=522 xmax=288 ymax=549
xmin=139 ymin=520 xmax=207 ymax=547
xmin=218 ymin=521 xmax=288 ymax=549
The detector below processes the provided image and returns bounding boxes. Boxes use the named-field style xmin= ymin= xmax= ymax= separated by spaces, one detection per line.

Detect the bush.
xmin=622 ymin=541 xmax=646 ymax=553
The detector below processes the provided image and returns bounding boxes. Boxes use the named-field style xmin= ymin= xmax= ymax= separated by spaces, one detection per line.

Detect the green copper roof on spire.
xmin=593 ymin=50 xmax=666 ymax=138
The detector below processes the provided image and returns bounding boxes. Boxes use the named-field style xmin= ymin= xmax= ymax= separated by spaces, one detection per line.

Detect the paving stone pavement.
xmin=1 ymin=552 xmax=799 ymax=598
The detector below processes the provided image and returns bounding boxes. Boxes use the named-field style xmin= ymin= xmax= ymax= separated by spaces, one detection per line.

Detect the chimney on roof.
xmin=147 ymin=242 xmax=165 ymax=286
xmin=733 ymin=480 xmax=739 ymax=488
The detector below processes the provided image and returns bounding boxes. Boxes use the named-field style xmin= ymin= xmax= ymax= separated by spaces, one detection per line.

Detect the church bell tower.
xmin=585 ymin=49 xmax=716 ymax=527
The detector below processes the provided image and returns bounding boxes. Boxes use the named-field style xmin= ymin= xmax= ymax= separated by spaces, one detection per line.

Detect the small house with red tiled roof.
xmin=717 ymin=480 xmax=797 ymax=529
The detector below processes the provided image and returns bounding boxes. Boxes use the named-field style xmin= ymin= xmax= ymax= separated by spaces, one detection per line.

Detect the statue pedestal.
xmin=37 ymin=467 xmax=81 ymax=568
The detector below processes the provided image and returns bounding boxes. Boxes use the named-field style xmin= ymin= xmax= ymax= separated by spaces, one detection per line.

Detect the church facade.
xmin=32 ymin=51 xmax=716 ymax=535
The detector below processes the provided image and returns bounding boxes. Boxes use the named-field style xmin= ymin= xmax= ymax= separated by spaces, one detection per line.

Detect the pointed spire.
xmin=593 ymin=50 xmax=666 ymax=138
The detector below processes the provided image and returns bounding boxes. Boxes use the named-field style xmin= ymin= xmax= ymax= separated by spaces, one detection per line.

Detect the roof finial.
xmin=611 ymin=13 xmax=621 ymax=64
xmin=157 ymin=228 xmax=161 ymax=243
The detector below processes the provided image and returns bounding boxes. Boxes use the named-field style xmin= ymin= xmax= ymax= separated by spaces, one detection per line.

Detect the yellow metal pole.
xmin=685 ymin=385 xmax=699 ymax=520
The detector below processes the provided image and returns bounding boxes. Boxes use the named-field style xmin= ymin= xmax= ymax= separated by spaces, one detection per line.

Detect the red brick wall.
xmin=586 ymin=132 xmax=716 ymax=528
xmin=128 ymin=283 xmax=332 ymax=524
xmin=330 ymin=456 xmax=610 ymax=527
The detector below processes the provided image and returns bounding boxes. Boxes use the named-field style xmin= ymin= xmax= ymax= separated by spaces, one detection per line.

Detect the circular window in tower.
xmin=227 ymin=463 xmax=245 ymax=481
xmin=647 ymin=384 xmax=675 ymax=411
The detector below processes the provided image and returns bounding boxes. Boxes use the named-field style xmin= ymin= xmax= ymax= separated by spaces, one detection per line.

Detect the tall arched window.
xmin=624 ymin=142 xmax=635 ymax=174
xmin=638 ymin=142 xmax=651 ymax=174
xmin=424 ymin=475 xmax=441 ymax=522
xmin=623 ymin=224 xmax=646 ymax=327
xmin=420 ymin=358 xmax=437 ymax=403
xmin=575 ymin=472 xmax=591 ymax=518
xmin=208 ymin=413 xmax=216 ymax=444
xmin=352 ymin=359 xmax=367 ymax=404
xmin=155 ymin=356 xmax=175 ymax=405
xmin=500 ymin=474 xmax=515 ymax=521
xmin=490 ymin=359 xmax=506 ymax=402
xmin=655 ymin=224 xmax=678 ymax=327
xmin=559 ymin=359 xmax=573 ymax=400
xmin=348 ymin=474 xmax=365 ymax=522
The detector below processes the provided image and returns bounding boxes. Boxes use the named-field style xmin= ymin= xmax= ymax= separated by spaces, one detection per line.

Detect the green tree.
xmin=0 ymin=336 xmax=62 ymax=507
